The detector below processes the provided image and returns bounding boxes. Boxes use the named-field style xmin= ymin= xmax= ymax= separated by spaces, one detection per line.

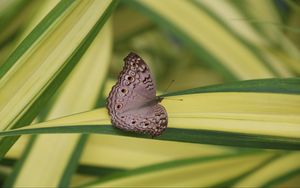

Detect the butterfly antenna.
xmin=163 ymin=79 xmax=175 ymax=94
xmin=159 ymin=79 xmax=183 ymax=102
xmin=165 ymin=98 xmax=183 ymax=101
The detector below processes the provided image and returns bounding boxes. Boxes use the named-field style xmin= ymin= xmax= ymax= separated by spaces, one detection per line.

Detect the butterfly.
xmin=107 ymin=52 xmax=168 ymax=137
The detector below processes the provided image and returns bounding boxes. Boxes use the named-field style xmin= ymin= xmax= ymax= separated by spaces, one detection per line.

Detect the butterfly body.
xmin=107 ymin=52 xmax=168 ymax=137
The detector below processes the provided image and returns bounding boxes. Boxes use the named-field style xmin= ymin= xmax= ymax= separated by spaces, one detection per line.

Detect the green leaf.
xmin=0 ymin=0 xmax=77 ymax=78
xmin=80 ymin=151 xmax=276 ymax=187
xmin=0 ymin=78 xmax=299 ymax=150
xmin=10 ymin=21 xmax=113 ymax=187
xmin=125 ymin=0 xmax=282 ymax=80
xmin=0 ymin=0 xmax=118 ymax=160
xmin=1 ymin=125 xmax=299 ymax=150
xmin=233 ymin=152 xmax=300 ymax=187
xmin=161 ymin=78 xmax=300 ymax=97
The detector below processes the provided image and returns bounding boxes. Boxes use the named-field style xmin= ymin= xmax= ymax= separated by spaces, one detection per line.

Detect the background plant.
xmin=0 ymin=0 xmax=299 ymax=187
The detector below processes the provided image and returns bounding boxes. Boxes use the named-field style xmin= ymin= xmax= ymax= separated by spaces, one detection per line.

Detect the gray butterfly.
xmin=107 ymin=52 xmax=168 ymax=137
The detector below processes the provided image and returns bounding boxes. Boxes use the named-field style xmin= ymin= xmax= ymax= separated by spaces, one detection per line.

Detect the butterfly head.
xmin=156 ymin=96 xmax=164 ymax=103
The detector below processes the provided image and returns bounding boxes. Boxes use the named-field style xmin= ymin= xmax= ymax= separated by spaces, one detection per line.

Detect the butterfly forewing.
xmin=107 ymin=52 xmax=168 ymax=137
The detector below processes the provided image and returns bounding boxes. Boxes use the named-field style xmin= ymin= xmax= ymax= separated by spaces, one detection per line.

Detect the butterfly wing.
xmin=107 ymin=52 xmax=167 ymax=137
